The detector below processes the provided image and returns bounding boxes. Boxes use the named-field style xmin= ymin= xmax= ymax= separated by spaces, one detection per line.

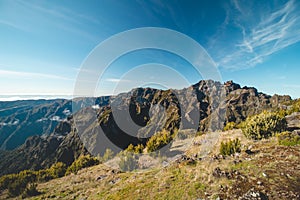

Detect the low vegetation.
xmin=118 ymin=152 xmax=138 ymax=171
xmin=66 ymin=155 xmax=100 ymax=175
xmin=241 ymin=111 xmax=287 ymax=140
xmin=220 ymin=138 xmax=241 ymax=156
xmin=285 ymin=99 xmax=300 ymax=115
xmin=0 ymin=155 xmax=100 ymax=197
xmin=223 ymin=122 xmax=236 ymax=131
xmin=277 ymin=131 xmax=300 ymax=146
xmin=101 ymin=148 xmax=115 ymax=162
xmin=0 ymin=162 xmax=66 ymax=197
xmin=146 ymin=129 xmax=173 ymax=152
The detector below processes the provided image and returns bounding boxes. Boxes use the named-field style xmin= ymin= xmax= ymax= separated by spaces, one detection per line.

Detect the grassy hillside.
xmin=1 ymin=129 xmax=298 ymax=200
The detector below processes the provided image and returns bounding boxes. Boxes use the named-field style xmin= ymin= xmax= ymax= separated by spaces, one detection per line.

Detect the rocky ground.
xmin=1 ymin=129 xmax=298 ymax=200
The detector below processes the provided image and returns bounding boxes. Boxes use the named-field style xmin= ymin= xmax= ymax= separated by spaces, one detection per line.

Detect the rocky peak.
xmin=224 ymin=80 xmax=241 ymax=92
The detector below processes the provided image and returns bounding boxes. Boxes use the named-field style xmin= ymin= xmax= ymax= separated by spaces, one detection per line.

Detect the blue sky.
xmin=0 ymin=0 xmax=300 ymax=98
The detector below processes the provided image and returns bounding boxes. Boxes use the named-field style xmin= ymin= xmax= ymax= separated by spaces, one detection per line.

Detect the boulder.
xmin=285 ymin=112 xmax=300 ymax=130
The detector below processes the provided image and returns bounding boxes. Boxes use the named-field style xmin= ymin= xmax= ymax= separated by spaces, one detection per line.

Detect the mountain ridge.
xmin=0 ymin=80 xmax=292 ymax=176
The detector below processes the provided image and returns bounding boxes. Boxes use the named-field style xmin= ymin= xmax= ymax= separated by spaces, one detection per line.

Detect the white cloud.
xmin=0 ymin=19 xmax=27 ymax=31
xmin=216 ymin=0 xmax=300 ymax=70
xmin=0 ymin=69 xmax=73 ymax=81
xmin=105 ymin=78 xmax=131 ymax=83
xmin=283 ymin=84 xmax=300 ymax=88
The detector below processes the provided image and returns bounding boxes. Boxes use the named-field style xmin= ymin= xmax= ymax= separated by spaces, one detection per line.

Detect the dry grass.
xmin=2 ymin=129 xmax=298 ymax=200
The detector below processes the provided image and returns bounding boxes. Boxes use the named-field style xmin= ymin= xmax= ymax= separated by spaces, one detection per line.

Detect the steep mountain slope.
xmin=94 ymin=80 xmax=290 ymax=150
xmin=0 ymin=97 xmax=110 ymax=150
xmin=0 ymin=118 xmax=88 ymax=176
xmin=0 ymin=80 xmax=291 ymax=176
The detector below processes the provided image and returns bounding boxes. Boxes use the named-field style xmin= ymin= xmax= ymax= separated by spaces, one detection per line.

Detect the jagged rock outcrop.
xmin=97 ymin=80 xmax=291 ymax=148
xmin=0 ymin=97 xmax=110 ymax=150
xmin=286 ymin=112 xmax=300 ymax=131
xmin=0 ymin=80 xmax=293 ymax=176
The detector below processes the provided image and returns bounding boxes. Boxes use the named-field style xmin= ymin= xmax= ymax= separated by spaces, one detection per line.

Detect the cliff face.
xmin=0 ymin=97 xmax=110 ymax=150
xmin=0 ymin=80 xmax=292 ymax=176
xmin=96 ymin=80 xmax=290 ymax=148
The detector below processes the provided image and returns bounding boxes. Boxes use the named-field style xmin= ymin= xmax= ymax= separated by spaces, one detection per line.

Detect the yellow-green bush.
xmin=48 ymin=162 xmax=66 ymax=178
xmin=66 ymin=155 xmax=99 ymax=175
xmin=223 ymin=122 xmax=236 ymax=131
xmin=220 ymin=138 xmax=241 ymax=156
xmin=125 ymin=144 xmax=135 ymax=152
xmin=241 ymin=111 xmax=287 ymax=140
xmin=134 ymin=144 xmax=144 ymax=153
xmin=125 ymin=143 xmax=145 ymax=153
xmin=287 ymin=100 xmax=300 ymax=115
xmin=36 ymin=162 xmax=66 ymax=182
xmin=22 ymin=183 xmax=40 ymax=198
xmin=0 ymin=162 xmax=66 ymax=197
xmin=0 ymin=174 xmax=17 ymax=190
xmin=277 ymin=131 xmax=300 ymax=146
xmin=0 ymin=170 xmax=38 ymax=197
xmin=146 ymin=129 xmax=173 ymax=152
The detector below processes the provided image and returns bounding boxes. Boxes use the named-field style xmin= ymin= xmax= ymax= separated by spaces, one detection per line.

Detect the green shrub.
xmin=146 ymin=129 xmax=173 ymax=152
xmin=36 ymin=162 xmax=66 ymax=182
xmin=102 ymin=148 xmax=115 ymax=162
xmin=0 ymin=162 xmax=65 ymax=197
xmin=118 ymin=152 xmax=138 ymax=171
xmin=220 ymin=138 xmax=241 ymax=156
xmin=134 ymin=144 xmax=144 ymax=153
xmin=0 ymin=174 xmax=18 ymax=190
xmin=125 ymin=144 xmax=135 ymax=152
xmin=277 ymin=131 xmax=300 ymax=146
xmin=3 ymin=170 xmax=37 ymax=197
xmin=66 ymin=155 xmax=99 ymax=175
xmin=48 ymin=162 xmax=66 ymax=178
xmin=22 ymin=183 xmax=40 ymax=198
xmin=7 ymin=178 xmax=27 ymax=196
xmin=286 ymin=100 xmax=300 ymax=115
xmin=125 ymin=143 xmax=145 ymax=154
xmin=223 ymin=122 xmax=236 ymax=131
xmin=241 ymin=111 xmax=287 ymax=140
xmin=37 ymin=169 xmax=53 ymax=182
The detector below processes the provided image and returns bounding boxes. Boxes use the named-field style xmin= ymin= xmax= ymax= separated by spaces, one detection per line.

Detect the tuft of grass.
xmin=277 ymin=131 xmax=300 ymax=146
xmin=220 ymin=138 xmax=241 ymax=156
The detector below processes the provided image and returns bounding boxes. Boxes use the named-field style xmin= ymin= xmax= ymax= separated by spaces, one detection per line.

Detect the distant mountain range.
xmin=0 ymin=80 xmax=292 ymax=176
xmin=0 ymin=97 xmax=110 ymax=150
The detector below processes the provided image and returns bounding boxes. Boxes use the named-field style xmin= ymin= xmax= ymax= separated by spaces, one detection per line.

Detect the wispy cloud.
xmin=0 ymin=1 xmax=101 ymax=42
xmin=0 ymin=69 xmax=73 ymax=81
xmin=0 ymin=19 xmax=27 ymax=31
xmin=283 ymin=84 xmax=300 ymax=88
xmin=105 ymin=78 xmax=132 ymax=83
xmin=216 ymin=0 xmax=300 ymax=70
